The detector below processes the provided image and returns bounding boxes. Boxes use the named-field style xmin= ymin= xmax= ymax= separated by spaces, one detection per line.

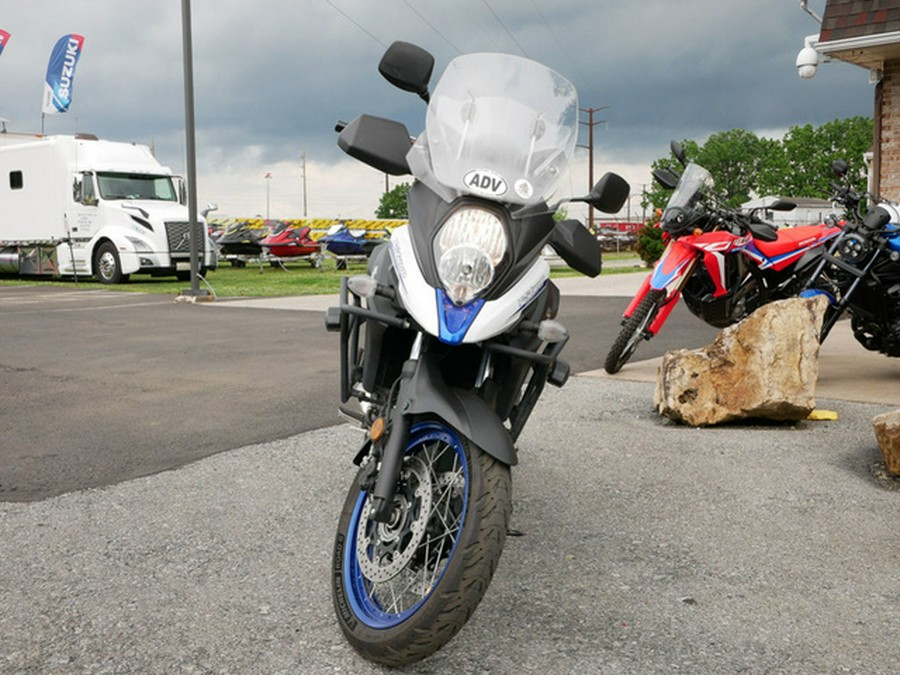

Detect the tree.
xmin=645 ymin=117 xmax=874 ymax=212
xmin=694 ymin=129 xmax=774 ymax=207
xmin=376 ymin=182 xmax=411 ymax=219
xmin=758 ymin=116 xmax=873 ymax=198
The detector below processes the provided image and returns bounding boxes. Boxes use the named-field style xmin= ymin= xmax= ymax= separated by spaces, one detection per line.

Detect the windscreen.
xmin=97 ymin=172 xmax=178 ymax=201
xmin=420 ymin=52 xmax=578 ymax=206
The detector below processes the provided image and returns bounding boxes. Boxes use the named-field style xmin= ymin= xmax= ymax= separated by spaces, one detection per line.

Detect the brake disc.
xmin=356 ymin=455 xmax=433 ymax=583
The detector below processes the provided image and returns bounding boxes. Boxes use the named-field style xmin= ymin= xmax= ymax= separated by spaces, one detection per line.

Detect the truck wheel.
xmin=94 ymin=242 xmax=129 ymax=284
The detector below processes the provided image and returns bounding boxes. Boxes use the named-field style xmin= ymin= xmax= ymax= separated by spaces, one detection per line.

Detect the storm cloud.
xmin=0 ymin=0 xmax=872 ymax=219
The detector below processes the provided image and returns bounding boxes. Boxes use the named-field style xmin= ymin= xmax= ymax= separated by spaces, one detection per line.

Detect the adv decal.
xmin=463 ymin=169 xmax=508 ymax=198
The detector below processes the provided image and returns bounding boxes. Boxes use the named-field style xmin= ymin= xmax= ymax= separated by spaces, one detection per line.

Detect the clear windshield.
xmin=411 ymin=53 xmax=578 ymax=206
xmin=665 ymin=163 xmax=714 ymax=211
xmin=97 ymin=172 xmax=178 ymax=201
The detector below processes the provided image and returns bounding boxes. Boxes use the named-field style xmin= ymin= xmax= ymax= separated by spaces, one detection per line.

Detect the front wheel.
xmin=604 ymin=289 xmax=666 ymax=374
xmin=332 ymin=421 xmax=512 ymax=667
xmin=93 ymin=241 xmax=129 ymax=284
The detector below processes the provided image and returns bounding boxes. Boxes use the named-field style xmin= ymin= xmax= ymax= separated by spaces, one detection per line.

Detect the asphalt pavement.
xmin=1 ymin=272 xmax=898 ymax=673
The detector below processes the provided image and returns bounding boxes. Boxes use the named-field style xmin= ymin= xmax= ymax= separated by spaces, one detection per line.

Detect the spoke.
xmin=387 ymin=578 xmax=401 ymax=614
xmin=356 ymin=433 xmax=468 ymax=617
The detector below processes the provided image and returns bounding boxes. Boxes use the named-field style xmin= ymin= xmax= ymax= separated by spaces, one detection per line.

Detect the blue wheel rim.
xmin=343 ymin=421 xmax=470 ymax=628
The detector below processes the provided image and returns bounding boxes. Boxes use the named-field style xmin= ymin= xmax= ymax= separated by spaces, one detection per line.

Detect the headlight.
xmin=837 ymin=233 xmax=868 ymax=264
xmin=435 ymin=206 xmax=508 ymax=305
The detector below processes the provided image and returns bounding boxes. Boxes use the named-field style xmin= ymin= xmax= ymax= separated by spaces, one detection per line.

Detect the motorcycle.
xmin=801 ymin=160 xmax=900 ymax=354
xmin=603 ymin=141 xmax=841 ymax=374
xmin=324 ymin=42 xmax=629 ymax=666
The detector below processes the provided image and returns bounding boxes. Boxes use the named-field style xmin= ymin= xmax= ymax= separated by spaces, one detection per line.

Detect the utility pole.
xmin=578 ymin=106 xmax=608 ymax=232
xmin=301 ymin=149 xmax=308 ymax=217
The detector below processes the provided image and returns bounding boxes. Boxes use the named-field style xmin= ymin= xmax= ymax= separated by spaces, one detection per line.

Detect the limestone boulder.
xmin=872 ymin=410 xmax=900 ymax=476
xmin=654 ymin=296 xmax=828 ymax=427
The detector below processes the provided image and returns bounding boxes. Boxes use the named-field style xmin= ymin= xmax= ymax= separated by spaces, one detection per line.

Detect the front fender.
xmin=406 ymin=354 xmax=517 ymax=467
xmin=88 ymin=229 xmax=143 ymax=275
xmin=649 ymin=238 xmax=699 ymax=295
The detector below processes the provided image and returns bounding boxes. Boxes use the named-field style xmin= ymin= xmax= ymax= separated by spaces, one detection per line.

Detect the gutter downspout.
xmin=874 ymin=77 xmax=884 ymax=198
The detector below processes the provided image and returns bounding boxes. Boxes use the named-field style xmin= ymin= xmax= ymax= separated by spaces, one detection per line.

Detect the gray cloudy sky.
xmin=0 ymin=0 xmax=873 ymax=220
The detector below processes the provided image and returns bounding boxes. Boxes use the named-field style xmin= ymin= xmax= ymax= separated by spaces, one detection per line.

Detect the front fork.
xmin=801 ymin=236 xmax=889 ymax=340
xmin=623 ymin=242 xmax=699 ymax=336
xmin=368 ymin=345 xmax=420 ymax=522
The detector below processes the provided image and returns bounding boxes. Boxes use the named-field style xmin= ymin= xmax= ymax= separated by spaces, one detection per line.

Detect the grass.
xmin=0 ymin=252 xmax=644 ymax=297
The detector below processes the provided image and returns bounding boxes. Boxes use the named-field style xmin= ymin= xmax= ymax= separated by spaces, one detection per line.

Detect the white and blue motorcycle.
xmin=326 ymin=42 xmax=628 ymax=666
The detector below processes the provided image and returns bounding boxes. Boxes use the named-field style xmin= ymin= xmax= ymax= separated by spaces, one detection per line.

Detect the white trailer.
xmin=0 ymin=133 xmax=217 ymax=283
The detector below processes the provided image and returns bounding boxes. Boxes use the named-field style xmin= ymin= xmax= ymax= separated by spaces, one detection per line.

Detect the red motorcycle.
xmin=604 ymin=143 xmax=841 ymax=373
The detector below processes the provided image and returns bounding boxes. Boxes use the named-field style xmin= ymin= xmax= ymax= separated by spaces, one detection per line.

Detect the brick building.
xmin=815 ymin=0 xmax=900 ymax=197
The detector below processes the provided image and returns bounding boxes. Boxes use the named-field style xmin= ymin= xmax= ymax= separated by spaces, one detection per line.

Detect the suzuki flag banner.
xmin=42 ymin=33 xmax=85 ymax=114
xmin=0 ymin=30 xmax=10 ymax=57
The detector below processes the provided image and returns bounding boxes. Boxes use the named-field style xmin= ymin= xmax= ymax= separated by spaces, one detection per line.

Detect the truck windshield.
xmin=96 ymin=172 xmax=178 ymax=201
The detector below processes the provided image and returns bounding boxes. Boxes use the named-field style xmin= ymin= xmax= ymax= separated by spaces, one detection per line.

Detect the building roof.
xmin=818 ymin=0 xmax=900 ymax=67
xmin=820 ymin=1 xmax=900 ymax=42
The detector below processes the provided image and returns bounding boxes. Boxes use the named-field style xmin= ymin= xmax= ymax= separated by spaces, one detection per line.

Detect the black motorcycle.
xmin=324 ymin=42 xmax=628 ymax=666
xmin=801 ymin=159 xmax=900 ymax=354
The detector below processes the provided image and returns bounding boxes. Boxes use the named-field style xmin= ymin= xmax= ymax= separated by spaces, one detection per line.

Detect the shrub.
xmin=635 ymin=222 xmax=664 ymax=266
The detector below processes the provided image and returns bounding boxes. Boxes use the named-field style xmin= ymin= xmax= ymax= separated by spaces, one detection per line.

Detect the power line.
xmin=403 ymin=1 xmax=461 ymax=54
xmin=481 ymin=0 xmax=528 ymax=57
xmin=323 ymin=0 xmax=387 ymax=48
xmin=527 ymin=0 xmax=588 ymax=90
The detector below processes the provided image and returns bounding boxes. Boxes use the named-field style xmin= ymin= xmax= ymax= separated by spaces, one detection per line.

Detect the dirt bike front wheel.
xmin=332 ymin=420 xmax=512 ymax=667
xmin=604 ymin=289 xmax=666 ymax=374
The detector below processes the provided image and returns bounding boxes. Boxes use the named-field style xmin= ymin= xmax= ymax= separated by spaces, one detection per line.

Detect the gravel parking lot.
xmin=1 ymin=376 xmax=898 ymax=673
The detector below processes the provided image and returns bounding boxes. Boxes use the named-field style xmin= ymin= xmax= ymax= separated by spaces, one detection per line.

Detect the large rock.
xmin=654 ymin=296 xmax=828 ymax=426
xmin=872 ymin=411 xmax=900 ymax=476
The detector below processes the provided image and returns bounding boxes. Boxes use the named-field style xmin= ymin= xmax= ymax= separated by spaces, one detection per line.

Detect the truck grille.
xmin=165 ymin=221 xmax=192 ymax=256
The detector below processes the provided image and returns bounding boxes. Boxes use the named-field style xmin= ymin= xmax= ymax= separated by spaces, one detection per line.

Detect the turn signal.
xmin=348 ymin=274 xmax=378 ymax=299
xmin=693 ymin=228 xmax=703 ymax=237
xmin=537 ymin=319 xmax=568 ymax=343
xmin=369 ymin=417 xmax=385 ymax=442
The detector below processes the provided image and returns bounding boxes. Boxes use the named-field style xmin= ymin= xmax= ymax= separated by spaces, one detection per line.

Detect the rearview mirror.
xmin=671 ymin=140 xmax=687 ymax=167
xmin=832 ymin=159 xmax=849 ymax=178
xmin=378 ymin=41 xmax=434 ymax=102
xmin=586 ymin=172 xmax=630 ymax=214
xmin=767 ymin=198 xmax=796 ymax=212
xmin=652 ymin=168 xmax=679 ymax=190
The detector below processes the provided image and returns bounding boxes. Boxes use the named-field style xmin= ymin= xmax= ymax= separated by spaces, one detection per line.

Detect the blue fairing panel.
xmin=437 ymin=289 xmax=485 ymax=344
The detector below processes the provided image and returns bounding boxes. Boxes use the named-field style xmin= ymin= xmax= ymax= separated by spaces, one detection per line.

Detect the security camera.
xmin=796 ymin=35 xmax=819 ymax=79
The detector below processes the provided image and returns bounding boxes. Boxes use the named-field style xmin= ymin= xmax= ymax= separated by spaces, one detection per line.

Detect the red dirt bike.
xmin=603 ymin=143 xmax=842 ymax=374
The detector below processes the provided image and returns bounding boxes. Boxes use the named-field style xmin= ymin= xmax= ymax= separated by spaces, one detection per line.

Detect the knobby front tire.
xmin=332 ymin=421 xmax=512 ymax=667
xmin=604 ymin=289 xmax=666 ymax=374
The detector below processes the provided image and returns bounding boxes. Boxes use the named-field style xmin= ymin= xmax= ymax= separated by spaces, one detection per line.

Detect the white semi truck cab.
xmin=0 ymin=133 xmax=217 ymax=283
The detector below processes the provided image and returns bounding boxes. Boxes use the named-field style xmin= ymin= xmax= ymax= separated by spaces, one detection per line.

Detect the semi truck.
xmin=0 ymin=132 xmax=217 ymax=283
